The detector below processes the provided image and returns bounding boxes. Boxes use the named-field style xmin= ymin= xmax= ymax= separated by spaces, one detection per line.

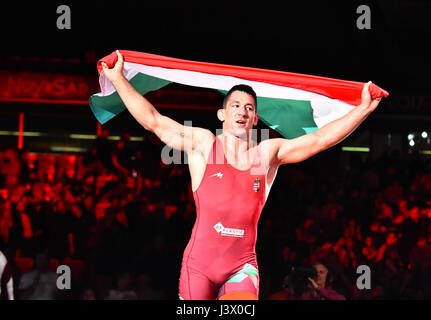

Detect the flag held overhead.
xmin=89 ymin=50 xmax=388 ymax=139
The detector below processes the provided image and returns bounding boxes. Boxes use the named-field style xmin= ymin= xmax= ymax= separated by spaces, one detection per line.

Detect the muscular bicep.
xmin=272 ymin=133 xmax=324 ymax=165
xmin=153 ymin=115 xmax=214 ymax=153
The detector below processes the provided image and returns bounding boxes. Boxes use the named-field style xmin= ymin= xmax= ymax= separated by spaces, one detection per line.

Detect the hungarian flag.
xmin=89 ymin=50 xmax=389 ymax=139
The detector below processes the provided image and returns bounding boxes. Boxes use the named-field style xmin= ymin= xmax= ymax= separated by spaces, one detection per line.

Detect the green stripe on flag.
xmin=257 ymin=97 xmax=318 ymax=139
xmin=89 ymin=73 xmax=171 ymax=124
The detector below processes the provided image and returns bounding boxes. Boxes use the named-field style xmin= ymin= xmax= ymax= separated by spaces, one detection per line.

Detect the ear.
xmin=217 ymin=109 xmax=225 ymax=122
xmin=253 ymin=113 xmax=259 ymax=126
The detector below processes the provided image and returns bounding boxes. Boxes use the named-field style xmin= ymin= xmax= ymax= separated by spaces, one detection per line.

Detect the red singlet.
xmin=179 ymin=136 xmax=271 ymax=300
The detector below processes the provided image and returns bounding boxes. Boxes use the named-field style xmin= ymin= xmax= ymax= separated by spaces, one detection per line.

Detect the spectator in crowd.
xmin=299 ymin=262 xmax=346 ymax=300
xmin=409 ymin=233 xmax=431 ymax=272
xmin=106 ymin=272 xmax=137 ymax=300
xmin=362 ymin=235 xmax=378 ymax=262
xmin=80 ymin=287 xmax=97 ymax=300
xmin=269 ymin=262 xmax=345 ymax=300
xmin=17 ymin=251 xmax=58 ymax=300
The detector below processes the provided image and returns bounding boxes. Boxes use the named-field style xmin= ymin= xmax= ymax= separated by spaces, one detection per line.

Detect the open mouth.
xmin=236 ymin=120 xmax=246 ymax=125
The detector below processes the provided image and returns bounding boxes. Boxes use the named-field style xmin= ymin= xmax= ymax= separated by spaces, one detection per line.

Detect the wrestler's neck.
xmin=219 ymin=130 xmax=256 ymax=156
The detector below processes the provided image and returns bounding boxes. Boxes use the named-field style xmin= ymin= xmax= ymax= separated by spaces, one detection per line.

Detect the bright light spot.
xmin=409 ymin=140 xmax=415 ymax=147
xmin=421 ymin=131 xmax=428 ymax=138
xmin=408 ymin=133 xmax=414 ymax=140
xmin=341 ymin=146 xmax=370 ymax=152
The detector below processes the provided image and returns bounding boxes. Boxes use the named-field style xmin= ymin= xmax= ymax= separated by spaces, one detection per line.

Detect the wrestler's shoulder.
xmin=257 ymin=138 xmax=287 ymax=161
xmin=193 ymin=127 xmax=215 ymax=143
xmin=192 ymin=127 xmax=215 ymax=152
xmin=257 ymin=137 xmax=284 ymax=149
xmin=193 ymin=127 xmax=215 ymax=137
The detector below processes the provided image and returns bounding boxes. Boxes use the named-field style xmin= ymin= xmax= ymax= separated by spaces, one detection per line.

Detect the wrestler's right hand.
xmin=101 ymin=50 xmax=124 ymax=83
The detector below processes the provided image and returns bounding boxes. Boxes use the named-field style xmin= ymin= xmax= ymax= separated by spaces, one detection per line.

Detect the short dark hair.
xmin=222 ymin=84 xmax=257 ymax=110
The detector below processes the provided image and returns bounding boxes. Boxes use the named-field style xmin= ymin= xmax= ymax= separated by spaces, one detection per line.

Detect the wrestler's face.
xmin=218 ymin=91 xmax=258 ymax=137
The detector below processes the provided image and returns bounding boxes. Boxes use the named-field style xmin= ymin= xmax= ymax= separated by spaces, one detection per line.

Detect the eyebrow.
xmin=231 ymin=100 xmax=255 ymax=108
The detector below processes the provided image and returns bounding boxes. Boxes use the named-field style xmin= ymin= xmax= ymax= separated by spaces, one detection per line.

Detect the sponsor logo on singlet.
xmin=213 ymin=222 xmax=244 ymax=238
xmin=210 ymin=172 xmax=224 ymax=179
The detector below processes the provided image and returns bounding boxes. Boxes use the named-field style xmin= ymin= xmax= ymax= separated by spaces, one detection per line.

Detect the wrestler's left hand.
xmin=360 ymin=81 xmax=382 ymax=112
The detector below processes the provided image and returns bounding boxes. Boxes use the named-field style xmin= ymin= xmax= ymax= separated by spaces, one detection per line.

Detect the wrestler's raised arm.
xmin=101 ymin=50 xmax=213 ymax=153
xmin=264 ymin=81 xmax=382 ymax=166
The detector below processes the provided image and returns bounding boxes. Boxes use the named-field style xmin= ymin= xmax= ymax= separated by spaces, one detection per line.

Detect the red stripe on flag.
xmin=97 ymin=50 xmax=389 ymax=106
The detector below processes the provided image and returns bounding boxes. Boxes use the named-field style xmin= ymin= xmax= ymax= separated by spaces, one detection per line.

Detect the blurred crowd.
xmin=0 ymin=129 xmax=193 ymax=299
xmin=260 ymin=148 xmax=431 ymax=300
xmin=0 ymin=129 xmax=431 ymax=300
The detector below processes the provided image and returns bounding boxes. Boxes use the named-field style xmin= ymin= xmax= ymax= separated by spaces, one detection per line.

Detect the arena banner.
xmin=0 ymin=71 xmax=99 ymax=105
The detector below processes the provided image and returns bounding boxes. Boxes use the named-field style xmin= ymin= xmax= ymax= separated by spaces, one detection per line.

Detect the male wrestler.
xmin=101 ymin=50 xmax=381 ymax=300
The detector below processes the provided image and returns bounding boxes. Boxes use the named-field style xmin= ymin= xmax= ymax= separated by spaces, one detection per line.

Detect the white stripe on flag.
xmin=99 ymin=62 xmax=355 ymax=128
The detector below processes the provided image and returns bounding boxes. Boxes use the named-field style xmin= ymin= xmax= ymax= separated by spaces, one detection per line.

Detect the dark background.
xmin=1 ymin=1 xmax=429 ymax=79
xmin=2 ymin=1 xmax=430 ymax=86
